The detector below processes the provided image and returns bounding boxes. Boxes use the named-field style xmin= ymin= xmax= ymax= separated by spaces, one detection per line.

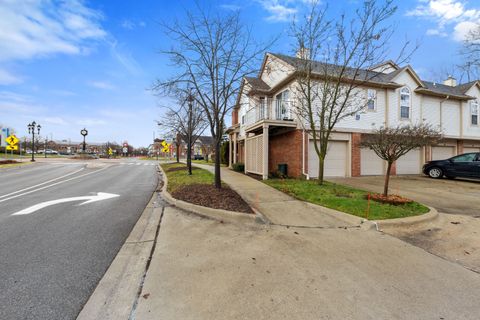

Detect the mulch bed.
xmin=0 ymin=160 xmax=19 ymax=165
xmin=166 ymin=166 xmax=199 ymax=173
xmin=368 ymin=193 xmax=413 ymax=205
xmin=171 ymin=184 xmax=254 ymax=214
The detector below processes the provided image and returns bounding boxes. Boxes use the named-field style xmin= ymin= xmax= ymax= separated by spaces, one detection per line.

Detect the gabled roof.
xmin=369 ymin=60 xmax=400 ymax=71
xmin=269 ymin=53 xmax=403 ymax=87
xmin=244 ymin=76 xmax=270 ymax=92
xmin=456 ymin=80 xmax=480 ymax=94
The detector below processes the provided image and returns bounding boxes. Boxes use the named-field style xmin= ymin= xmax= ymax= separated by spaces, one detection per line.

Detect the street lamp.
xmin=80 ymin=128 xmax=88 ymax=153
xmin=27 ymin=121 xmax=41 ymax=162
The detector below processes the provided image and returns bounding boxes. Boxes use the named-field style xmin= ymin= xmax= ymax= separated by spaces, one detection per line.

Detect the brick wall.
xmin=268 ymin=130 xmax=303 ymax=177
xmin=351 ymin=133 xmax=361 ymax=177
xmin=457 ymin=139 xmax=464 ymax=154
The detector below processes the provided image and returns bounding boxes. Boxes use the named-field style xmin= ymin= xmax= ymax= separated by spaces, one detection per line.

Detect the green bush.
xmin=232 ymin=162 xmax=244 ymax=172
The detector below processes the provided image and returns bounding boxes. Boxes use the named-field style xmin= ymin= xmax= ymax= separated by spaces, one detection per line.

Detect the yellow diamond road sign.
xmin=108 ymin=148 xmax=113 ymax=155
xmin=6 ymin=145 xmax=18 ymax=151
xmin=161 ymin=141 xmax=168 ymax=148
xmin=6 ymin=134 xmax=19 ymax=146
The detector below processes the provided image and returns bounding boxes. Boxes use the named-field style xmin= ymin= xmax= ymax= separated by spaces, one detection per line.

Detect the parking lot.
xmin=330 ymin=175 xmax=480 ymax=272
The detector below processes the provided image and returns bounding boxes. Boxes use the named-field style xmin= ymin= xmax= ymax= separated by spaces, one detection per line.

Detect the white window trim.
xmin=366 ymin=89 xmax=377 ymax=112
xmin=399 ymin=87 xmax=411 ymax=120
xmin=471 ymin=99 xmax=479 ymax=126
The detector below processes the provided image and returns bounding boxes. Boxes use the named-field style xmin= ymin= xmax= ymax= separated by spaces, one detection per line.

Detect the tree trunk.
xmin=214 ymin=138 xmax=221 ymax=188
xmin=384 ymin=161 xmax=393 ymax=196
xmin=187 ymin=137 xmax=192 ymax=175
xmin=318 ymin=156 xmax=325 ymax=185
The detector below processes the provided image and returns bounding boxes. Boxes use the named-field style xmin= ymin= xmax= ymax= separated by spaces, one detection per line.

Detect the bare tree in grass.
xmin=290 ymin=0 xmax=416 ymax=184
xmin=461 ymin=23 xmax=480 ymax=81
xmin=360 ymin=124 xmax=441 ymax=196
xmin=153 ymin=7 xmax=274 ymax=188
xmin=157 ymin=91 xmax=207 ymax=175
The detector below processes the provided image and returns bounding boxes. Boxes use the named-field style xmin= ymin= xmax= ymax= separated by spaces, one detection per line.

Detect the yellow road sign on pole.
xmin=6 ymin=145 xmax=18 ymax=151
xmin=6 ymin=134 xmax=19 ymax=146
xmin=108 ymin=148 xmax=113 ymax=155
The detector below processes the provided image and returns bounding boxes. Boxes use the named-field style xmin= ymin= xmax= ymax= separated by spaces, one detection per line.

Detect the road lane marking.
xmin=0 ymin=166 xmax=110 ymax=204
xmin=0 ymin=167 xmax=85 ymax=199
xmin=11 ymin=192 xmax=120 ymax=215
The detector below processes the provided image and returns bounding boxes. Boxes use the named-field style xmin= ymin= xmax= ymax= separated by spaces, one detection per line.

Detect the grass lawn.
xmin=0 ymin=162 xmax=32 ymax=169
xmin=161 ymin=162 xmax=215 ymax=192
xmin=264 ymin=179 xmax=429 ymax=220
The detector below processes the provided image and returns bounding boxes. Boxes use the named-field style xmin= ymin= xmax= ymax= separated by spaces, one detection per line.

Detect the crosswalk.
xmin=118 ymin=162 xmax=157 ymax=166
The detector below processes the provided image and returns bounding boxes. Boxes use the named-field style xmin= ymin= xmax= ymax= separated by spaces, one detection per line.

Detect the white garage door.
xmin=397 ymin=148 xmax=421 ymax=174
xmin=463 ymin=147 xmax=480 ymax=154
xmin=361 ymin=148 xmax=384 ymax=175
xmin=309 ymin=141 xmax=348 ymax=178
xmin=432 ymin=146 xmax=455 ymax=160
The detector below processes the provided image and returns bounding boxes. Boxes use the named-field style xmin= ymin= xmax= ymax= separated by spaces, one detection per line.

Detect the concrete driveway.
xmin=330 ymin=175 xmax=480 ymax=216
xmin=330 ymin=175 xmax=480 ymax=273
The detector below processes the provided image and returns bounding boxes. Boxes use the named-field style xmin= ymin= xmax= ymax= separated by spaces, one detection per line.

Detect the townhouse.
xmin=227 ymin=53 xmax=480 ymax=179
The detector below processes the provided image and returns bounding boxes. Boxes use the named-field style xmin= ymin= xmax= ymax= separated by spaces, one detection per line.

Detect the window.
xmin=400 ymin=87 xmax=411 ymax=119
xmin=241 ymin=115 xmax=245 ymax=125
xmin=451 ymin=153 xmax=477 ymax=162
xmin=367 ymin=89 xmax=376 ymax=110
xmin=471 ymin=99 xmax=479 ymax=125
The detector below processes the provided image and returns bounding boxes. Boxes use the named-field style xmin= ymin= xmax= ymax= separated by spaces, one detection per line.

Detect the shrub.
xmin=232 ymin=162 xmax=244 ymax=172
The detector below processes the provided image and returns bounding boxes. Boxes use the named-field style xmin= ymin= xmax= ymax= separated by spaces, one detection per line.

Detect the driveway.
xmin=330 ymin=175 xmax=480 ymax=216
xmin=330 ymin=175 xmax=480 ymax=273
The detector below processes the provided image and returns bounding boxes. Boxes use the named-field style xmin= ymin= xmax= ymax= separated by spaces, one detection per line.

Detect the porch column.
xmin=228 ymin=136 xmax=233 ymax=168
xmin=262 ymin=124 xmax=269 ymax=180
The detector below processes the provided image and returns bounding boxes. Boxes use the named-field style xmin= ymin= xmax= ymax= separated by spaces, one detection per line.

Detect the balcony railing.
xmin=245 ymin=99 xmax=295 ymax=126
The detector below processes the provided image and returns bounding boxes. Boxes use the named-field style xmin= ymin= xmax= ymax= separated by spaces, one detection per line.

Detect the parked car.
xmin=423 ymin=153 xmax=480 ymax=179
xmin=193 ymin=154 xmax=204 ymax=160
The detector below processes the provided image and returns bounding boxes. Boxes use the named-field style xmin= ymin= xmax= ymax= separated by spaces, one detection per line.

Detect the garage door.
xmin=463 ymin=147 xmax=480 ymax=154
xmin=309 ymin=141 xmax=348 ymax=178
xmin=432 ymin=146 xmax=455 ymax=160
xmin=361 ymin=148 xmax=384 ymax=175
xmin=397 ymin=148 xmax=421 ymax=174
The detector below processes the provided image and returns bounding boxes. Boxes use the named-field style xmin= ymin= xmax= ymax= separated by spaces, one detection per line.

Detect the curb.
xmin=373 ymin=206 xmax=439 ymax=230
xmin=158 ymin=164 xmax=259 ymax=227
xmin=76 ymin=190 xmax=162 ymax=320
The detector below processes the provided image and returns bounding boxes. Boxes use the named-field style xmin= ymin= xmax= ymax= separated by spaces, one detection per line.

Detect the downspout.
xmin=302 ymin=128 xmax=309 ymax=179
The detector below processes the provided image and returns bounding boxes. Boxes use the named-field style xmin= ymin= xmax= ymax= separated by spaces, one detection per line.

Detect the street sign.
xmin=161 ymin=141 xmax=168 ymax=148
xmin=108 ymin=148 xmax=113 ymax=155
xmin=6 ymin=145 xmax=18 ymax=151
xmin=6 ymin=134 xmax=19 ymax=146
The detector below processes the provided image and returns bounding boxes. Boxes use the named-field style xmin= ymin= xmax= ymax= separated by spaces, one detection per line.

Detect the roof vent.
xmin=443 ymin=75 xmax=457 ymax=87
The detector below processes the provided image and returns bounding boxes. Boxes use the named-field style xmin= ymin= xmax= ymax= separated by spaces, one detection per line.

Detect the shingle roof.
xmin=265 ymin=53 xmax=478 ymax=100
xmin=244 ymin=76 xmax=270 ymax=91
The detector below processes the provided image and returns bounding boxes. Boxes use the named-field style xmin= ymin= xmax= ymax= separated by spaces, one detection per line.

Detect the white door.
xmin=397 ymin=148 xmax=421 ymax=174
xmin=309 ymin=141 xmax=348 ymax=178
xmin=360 ymin=148 xmax=384 ymax=175
xmin=463 ymin=147 xmax=480 ymax=154
xmin=432 ymin=146 xmax=455 ymax=160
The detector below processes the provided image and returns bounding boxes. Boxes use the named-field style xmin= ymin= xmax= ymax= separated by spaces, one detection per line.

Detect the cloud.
xmin=257 ymin=0 xmax=299 ymax=22
xmin=0 ymin=0 xmax=106 ymax=62
xmin=0 ymin=68 xmax=22 ymax=85
xmin=76 ymin=118 xmax=107 ymax=126
xmin=407 ymin=0 xmax=480 ymax=41
xmin=0 ymin=91 xmax=46 ymax=114
xmin=43 ymin=117 xmax=67 ymax=125
xmin=121 ymin=19 xmax=147 ymax=30
xmin=109 ymin=41 xmax=143 ymax=76
xmin=88 ymin=81 xmax=115 ymax=90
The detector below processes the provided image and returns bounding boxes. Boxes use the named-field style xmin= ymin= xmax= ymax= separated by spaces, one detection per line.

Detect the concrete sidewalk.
xmin=192 ymin=163 xmax=363 ymax=228
xmin=134 ymin=206 xmax=480 ymax=320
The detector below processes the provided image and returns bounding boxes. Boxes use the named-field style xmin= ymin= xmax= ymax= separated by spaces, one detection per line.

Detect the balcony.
xmin=245 ymin=99 xmax=295 ymax=129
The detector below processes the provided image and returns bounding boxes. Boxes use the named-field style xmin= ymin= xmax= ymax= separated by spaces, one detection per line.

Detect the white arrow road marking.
xmin=11 ymin=192 xmax=120 ymax=216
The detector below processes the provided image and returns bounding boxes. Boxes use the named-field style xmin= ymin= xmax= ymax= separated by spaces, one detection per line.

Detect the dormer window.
xmin=400 ymin=87 xmax=411 ymax=119
xmin=367 ymin=89 xmax=376 ymax=111
xmin=471 ymin=99 xmax=479 ymax=126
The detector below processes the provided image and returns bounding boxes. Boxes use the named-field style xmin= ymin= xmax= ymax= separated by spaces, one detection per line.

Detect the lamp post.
xmin=27 ymin=121 xmax=41 ymax=162
xmin=80 ymin=128 xmax=88 ymax=153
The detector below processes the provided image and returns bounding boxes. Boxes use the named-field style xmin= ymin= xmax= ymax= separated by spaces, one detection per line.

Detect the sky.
xmin=0 ymin=0 xmax=479 ymax=147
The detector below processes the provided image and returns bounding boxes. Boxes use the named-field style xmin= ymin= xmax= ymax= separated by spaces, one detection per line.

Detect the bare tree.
xmin=290 ymin=0 xmax=416 ymax=184
xmin=461 ymin=23 xmax=480 ymax=80
xmin=361 ymin=124 xmax=441 ymax=196
xmin=153 ymin=6 xmax=274 ymax=188
xmin=157 ymin=91 xmax=207 ymax=175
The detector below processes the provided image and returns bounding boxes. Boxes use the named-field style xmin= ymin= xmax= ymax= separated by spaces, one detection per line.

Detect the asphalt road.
xmin=0 ymin=159 xmax=158 ymax=320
